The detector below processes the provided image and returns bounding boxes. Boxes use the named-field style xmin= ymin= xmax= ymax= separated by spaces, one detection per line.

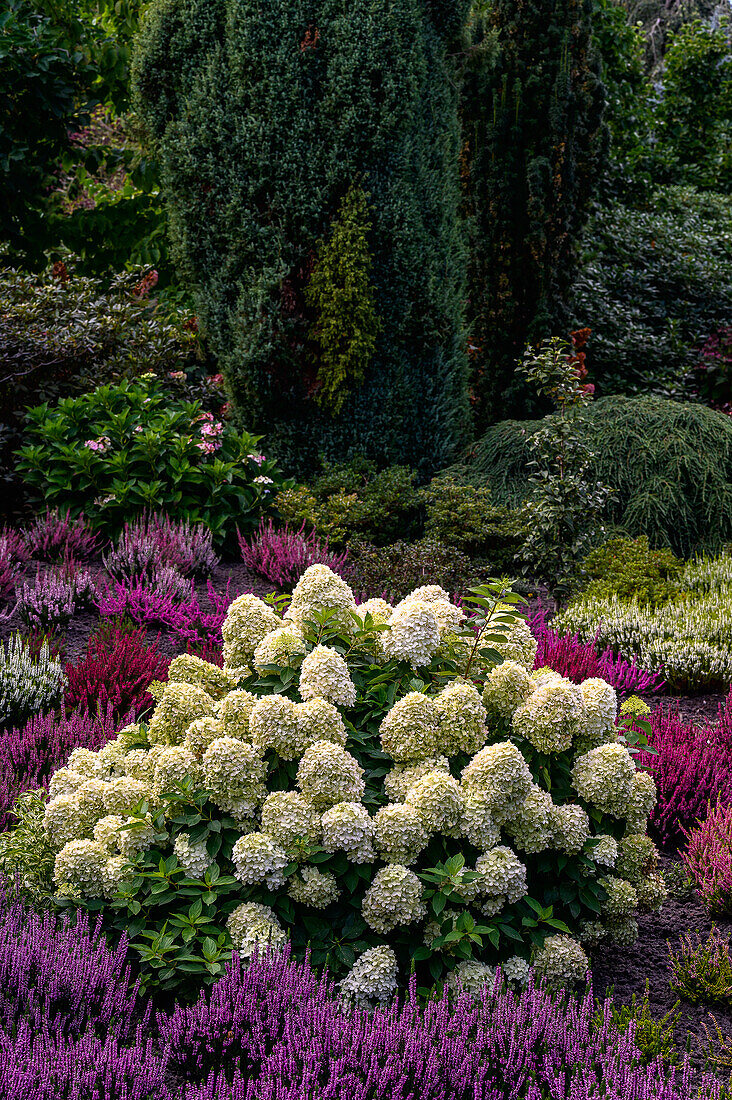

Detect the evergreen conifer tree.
xmin=461 ymin=0 xmax=605 ymax=423
xmin=132 ymin=0 xmax=471 ymax=476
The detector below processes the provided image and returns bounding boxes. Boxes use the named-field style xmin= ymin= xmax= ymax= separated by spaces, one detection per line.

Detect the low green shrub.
xmin=595 ymin=983 xmax=681 ymax=1067
xmin=445 ymin=395 xmax=732 ymax=557
xmin=347 ymin=539 xmax=482 ymax=602
xmin=669 ymin=928 xmax=732 ymax=1008
xmin=16 ymin=377 xmax=287 ymax=549
xmin=420 ymin=478 xmax=530 ymax=573
xmin=555 ymin=554 xmax=732 ymax=690
xmin=277 ymin=460 xmax=421 ymax=548
xmin=27 ymin=568 xmax=663 ymax=998
xmin=577 ymin=537 xmax=684 ymax=607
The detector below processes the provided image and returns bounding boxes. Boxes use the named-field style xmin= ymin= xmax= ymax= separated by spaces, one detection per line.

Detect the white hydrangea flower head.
xmin=93 ymin=814 xmax=125 ymax=852
xmin=97 ymin=738 xmax=132 ymax=775
xmin=482 ymin=660 xmax=533 ymax=721
xmin=399 ymin=586 xmax=465 ymax=637
xmin=625 ymin=770 xmax=657 ymax=831
xmin=341 ymin=945 xmax=398 ymax=1006
xmin=66 ymin=747 xmax=106 ymax=780
xmin=616 ymin=833 xmax=656 ymax=883
xmin=167 ymin=653 xmax=236 ymax=700
xmin=184 ymin=717 xmax=226 ymax=757
xmin=372 ymin=803 xmax=429 ymax=864
xmin=287 ymin=564 xmax=357 ymax=632
xmin=379 ymin=692 xmax=440 ymax=763
xmin=260 ymin=790 xmax=321 ymax=849
xmin=173 ymin=832 xmax=212 ymax=878
xmin=299 ymin=645 xmax=356 ymax=708
xmin=44 ymin=794 xmax=83 ymax=849
xmin=502 ymin=956 xmax=531 ymax=988
xmin=635 ymin=872 xmax=667 ymax=913
xmin=571 ymin=743 xmax=636 ymax=817
xmin=218 ymin=689 xmax=259 ymax=741
xmin=361 ymin=864 xmax=426 ymax=933
xmin=460 ymin=788 xmax=501 ymax=851
xmin=607 ymin=916 xmax=639 ymax=947
xmin=405 ymin=771 xmax=463 ymax=835
xmin=357 ymin=598 xmax=393 ymax=626
xmin=380 ymin=600 xmax=440 ymax=668
xmin=321 ymin=801 xmax=374 ymax=863
xmin=504 ymin=786 xmax=555 ymax=854
xmin=460 ymin=741 xmax=532 ymax=823
xmin=152 ymin=746 xmax=200 ymax=795
xmin=101 ymin=776 xmax=150 ymax=817
xmin=148 ymin=681 xmax=217 ymax=746
xmin=447 ymin=959 xmax=496 ymax=995
xmin=579 ymin=678 xmax=618 ymax=742
xmin=250 ymin=695 xmax=302 ymax=760
xmin=221 ymin=594 xmax=281 ymax=668
xmin=48 ymin=768 xmax=85 ymax=801
xmin=54 ymin=839 xmax=108 ymax=897
xmin=474 ymin=846 xmax=528 ymax=908
xmin=295 ymin=697 xmax=348 ymax=751
xmin=531 ymin=668 xmax=565 ymax=688
xmin=253 ymin=625 xmax=305 ymax=673
xmin=490 ymin=614 xmax=538 ymax=671
xmin=512 ymin=677 xmax=585 ymax=754
xmin=550 ymin=803 xmax=590 ymax=856
xmin=101 ymin=855 xmax=129 ymax=899
xmin=202 ymin=737 xmax=267 ymax=816
xmin=383 ymin=756 xmax=450 ymax=802
xmin=296 ymin=740 xmax=365 ymax=809
xmin=434 ymin=681 xmax=487 ymax=756
xmin=599 ymin=876 xmax=638 ymax=921
xmin=288 ymin=865 xmax=339 ymax=908
xmin=533 ymin=935 xmax=589 ymax=989
xmin=578 ymin=921 xmax=606 ymax=949
xmin=227 ymin=901 xmax=287 ymax=957
xmin=76 ymin=779 xmax=110 ymax=831
xmin=121 ymin=749 xmax=157 ymax=784
xmin=118 ymin=813 xmax=158 ymax=861
xmin=591 ymin=834 xmax=619 ymax=868
xmin=232 ymin=831 xmax=289 ymax=890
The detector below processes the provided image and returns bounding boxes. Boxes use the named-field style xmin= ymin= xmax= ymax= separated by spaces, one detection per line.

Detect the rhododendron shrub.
xmin=36 ymin=567 xmax=663 ymax=997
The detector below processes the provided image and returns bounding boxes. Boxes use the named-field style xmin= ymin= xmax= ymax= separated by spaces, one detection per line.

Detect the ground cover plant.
xmin=554 ymin=553 xmax=732 ymax=690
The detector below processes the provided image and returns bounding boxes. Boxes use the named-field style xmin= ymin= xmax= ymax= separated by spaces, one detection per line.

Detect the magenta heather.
xmin=239 ymin=519 xmax=349 ymax=589
xmin=0 ymin=705 xmax=126 ymax=829
xmin=22 ymin=508 xmax=101 ymax=563
xmin=64 ymin=625 xmax=170 ymax=723
xmin=104 ymin=513 xmax=218 ymax=582
xmin=158 ymin=949 xmax=720 ymax=1100
xmin=637 ymin=695 xmax=732 ymax=852
xmin=530 ymin=608 xmax=665 ymax=693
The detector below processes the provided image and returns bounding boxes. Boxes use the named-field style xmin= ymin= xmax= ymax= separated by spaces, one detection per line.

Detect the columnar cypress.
xmin=132 ymin=0 xmax=471 ymax=477
xmin=461 ymin=0 xmax=605 ymax=423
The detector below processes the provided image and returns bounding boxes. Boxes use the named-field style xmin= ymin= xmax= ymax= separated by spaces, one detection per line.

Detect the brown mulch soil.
xmin=591 ymin=856 xmax=732 ymax=1073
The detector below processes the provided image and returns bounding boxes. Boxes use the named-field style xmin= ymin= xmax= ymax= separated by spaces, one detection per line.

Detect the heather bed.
xmin=1 ymin=516 xmax=732 ymax=1094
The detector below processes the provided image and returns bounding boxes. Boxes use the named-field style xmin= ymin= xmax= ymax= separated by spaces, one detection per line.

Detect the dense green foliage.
xmin=132 ymin=0 xmax=471 ymax=477
xmin=277 ymin=460 xmax=421 ymax=548
xmin=445 ymin=395 xmax=732 ymax=556
xmin=576 ymin=537 xmax=683 ymax=606
xmin=573 ymin=187 xmax=732 ymax=397
xmin=460 ymin=0 xmax=605 ymax=420
xmin=347 ymin=538 xmax=481 ymax=602
xmin=420 ymin=478 xmax=530 ymax=573
xmin=15 ymin=377 xmax=285 ymax=547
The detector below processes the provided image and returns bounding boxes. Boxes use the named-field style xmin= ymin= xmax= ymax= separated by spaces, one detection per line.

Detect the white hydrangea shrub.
xmin=32 ymin=566 xmax=661 ymax=999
